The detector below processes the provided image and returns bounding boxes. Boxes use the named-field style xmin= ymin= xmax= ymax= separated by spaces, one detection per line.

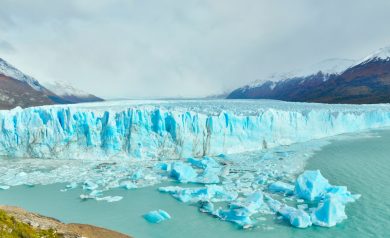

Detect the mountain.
xmin=227 ymin=47 xmax=390 ymax=104
xmin=0 ymin=58 xmax=103 ymax=109
xmin=42 ymin=81 xmax=103 ymax=104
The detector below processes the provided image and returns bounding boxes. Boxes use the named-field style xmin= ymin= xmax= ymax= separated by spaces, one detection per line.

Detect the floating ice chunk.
xmin=256 ymin=175 xmax=268 ymax=185
xmin=96 ymin=196 xmax=123 ymax=203
xmin=0 ymin=185 xmax=10 ymax=190
xmin=297 ymin=204 xmax=308 ymax=210
xmin=214 ymin=191 xmax=264 ymax=229
xmin=144 ymin=210 xmax=171 ymax=224
xmin=83 ymin=181 xmax=99 ymax=191
xmin=158 ymin=186 xmax=181 ymax=194
xmin=326 ymin=186 xmax=360 ymax=204
xmin=295 ymin=170 xmax=330 ymax=201
xmin=170 ymin=162 xmax=197 ymax=183
xmin=80 ymin=194 xmax=95 ymax=200
xmin=187 ymin=157 xmax=221 ymax=184
xmin=265 ymin=195 xmax=311 ymax=228
xmin=199 ymin=201 xmax=215 ymax=214
xmin=119 ymin=180 xmax=137 ymax=190
xmin=279 ymin=205 xmax=312 ymax=228
xmin=268 ymin=181 xmax=294 ymax=195
xmin=159 ymin=185 xmax=237 ymax=203
xmin=197 ymin=167 xmax=220 ymax=184
xmin=157 ymin=162 xmax=171 ymax=171
xmin=230 ymin=191 xmax=264 ymax=214
xmin=80 ymin=189 xmax=104 ymax=200
xmin=188 ymin=157 xmax=220 ymax=169
xmin=215 ymin=207 xmax=254 ymax=229
xmin=131 ymin=170 xmax=143 ymax=180
xmin=311 ymin=195 xmax=347 ymax=227
xmin=65 ymin=182 xmax=78 ymax=189
xmin=264 ymin=195 xmax=283 ymax=212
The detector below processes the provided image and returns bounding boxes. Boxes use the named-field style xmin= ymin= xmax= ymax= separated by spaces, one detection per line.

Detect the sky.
xmin=0 ymin=0 xmax=390 ymax=99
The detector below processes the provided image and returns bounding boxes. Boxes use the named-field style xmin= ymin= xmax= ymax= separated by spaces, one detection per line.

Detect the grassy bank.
xmin=0 ymin=209 xmax=59 ymax=238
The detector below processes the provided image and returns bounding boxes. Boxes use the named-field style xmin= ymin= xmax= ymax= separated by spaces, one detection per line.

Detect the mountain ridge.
xmin=0 ymin=57 xmax=103 ymax=109
xmin=227 ymin=46 xmax=390 ymax=104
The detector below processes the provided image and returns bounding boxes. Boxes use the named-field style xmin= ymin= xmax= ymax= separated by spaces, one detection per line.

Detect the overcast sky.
xmin=1 ymin=0 xmax=390 ymax=99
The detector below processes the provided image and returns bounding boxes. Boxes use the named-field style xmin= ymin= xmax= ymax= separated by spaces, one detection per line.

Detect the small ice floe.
xmin=119 ymin=180 xmax=137 ymax=190
xmin=265 ymin=195 xmax=312 ymax=228
xmin=214 ymin=191 xmax=265 ymax=229
xmin=66 ymin=182 xmax=78 ymax=189
xmin=159 ymin=185 xmax=237 ymax=203
xmin=0 ymin=185 xmax=10 ymax=190
xmin=131 ymin=169 xmax=143 ymax=181
xmin=143 ymin=209 xmax=171 ymax=224
xmin=268 ymin=181 xmax=294 ymax=195
xmin=82 ymin=181 xmax=99 ymax=191
xmin=80 ymin=190 xmax=103 ymax=200
xmin=169 ymin=162 xmax=197 ymax=183
xmin=278 ymin=205 xmax=312 ymax=228
xmin=95 ymin=196 xmax=123 ymax=203
xmin=61 ymin=182 xmax=78 ymax=192
xmin=199 ymin=201 xmax=215 ymax=214
xmin=215 ymin=206 xmax=254 ymax=229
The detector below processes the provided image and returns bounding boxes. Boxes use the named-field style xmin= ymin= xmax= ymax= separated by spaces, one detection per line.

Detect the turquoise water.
xmin=0 ymin=130 xmax=389 ymax=237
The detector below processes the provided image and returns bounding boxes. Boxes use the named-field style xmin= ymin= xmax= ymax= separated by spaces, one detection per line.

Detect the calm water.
xmin=0 ymin=130 xmax=389 ymax=238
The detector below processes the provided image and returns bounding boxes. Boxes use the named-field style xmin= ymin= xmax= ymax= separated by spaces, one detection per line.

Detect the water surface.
xmin=0 ymin=130 xmax=389 ymax=238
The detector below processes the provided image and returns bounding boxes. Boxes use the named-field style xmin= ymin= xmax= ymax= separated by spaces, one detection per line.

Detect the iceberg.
xmin=1 ymin=100 xmax=390 ymax=160
xmin=143 ymin=209 xmax=171 ymax=224
xmin=311 ymin=196 xmax=347 ymax=227
xmin=295 ymin=170 xmax=331 ymax=201
xmin=169 ymin=162 xmax=197 ymax=183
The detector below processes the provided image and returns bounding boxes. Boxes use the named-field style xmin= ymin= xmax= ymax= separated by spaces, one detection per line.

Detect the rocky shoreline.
xmin=0 ymin=205 xmax=131 ymax=238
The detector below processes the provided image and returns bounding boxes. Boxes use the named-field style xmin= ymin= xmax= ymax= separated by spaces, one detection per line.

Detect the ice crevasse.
xmin=1 ymin=100 xmax=390 ymax=160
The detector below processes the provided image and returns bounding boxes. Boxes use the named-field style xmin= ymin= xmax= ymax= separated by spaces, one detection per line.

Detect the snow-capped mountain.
xmin=227 ymin=46 xmax=390 ymax=104
xmin=0 ymin=57 xmax=103 ymax=109
xmin=0 ymin=58 xmax=45 ymax=91
xmin=43 ymin=81 xmax=103 ymax=103
xmin=356 ymin=46 xmax=390 ymax=65
xmin=244 ymin=58 xmax=355 ymax=89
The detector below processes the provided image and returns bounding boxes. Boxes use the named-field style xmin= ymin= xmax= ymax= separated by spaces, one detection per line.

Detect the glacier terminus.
xmin=0 ymin=99 xmax=387 ymax=230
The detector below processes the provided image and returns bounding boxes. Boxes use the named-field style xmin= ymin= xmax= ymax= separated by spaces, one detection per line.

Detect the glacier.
xmin=0 ymin=100 xmax=381 ymax=230
xmin=1 ymin=100 xmax=390 ymax=160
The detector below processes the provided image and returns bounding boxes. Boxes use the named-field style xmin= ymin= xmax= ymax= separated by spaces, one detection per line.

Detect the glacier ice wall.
xmin=1 ymin=100 xmax=390 ymax=160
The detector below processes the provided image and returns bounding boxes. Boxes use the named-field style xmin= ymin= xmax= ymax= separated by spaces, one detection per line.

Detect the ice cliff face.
xmin=1 ymin=100 xmax=390 ymax=160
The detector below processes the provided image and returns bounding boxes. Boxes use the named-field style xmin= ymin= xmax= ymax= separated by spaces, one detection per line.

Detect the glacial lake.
xmin=0 ymin=129 xmax=389 ymax=238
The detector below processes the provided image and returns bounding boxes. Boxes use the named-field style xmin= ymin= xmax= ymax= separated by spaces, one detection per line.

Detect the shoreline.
xmin=0 ymin=205 xmax=132 ymax=238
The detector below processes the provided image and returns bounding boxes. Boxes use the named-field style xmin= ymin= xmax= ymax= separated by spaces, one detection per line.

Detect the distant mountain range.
xmin=0 ymin=58 xmax=103 ymax=109
xmin=227 ymin=46 xmax=390 ymax=104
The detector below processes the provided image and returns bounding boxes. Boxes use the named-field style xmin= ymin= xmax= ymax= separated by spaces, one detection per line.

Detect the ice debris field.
xmin=0 ymin=99 xmax=389 ymax=229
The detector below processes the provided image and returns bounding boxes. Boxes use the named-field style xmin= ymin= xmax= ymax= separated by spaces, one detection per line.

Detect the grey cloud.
xmin=0 ymin=40 xmax=15 ymax=53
